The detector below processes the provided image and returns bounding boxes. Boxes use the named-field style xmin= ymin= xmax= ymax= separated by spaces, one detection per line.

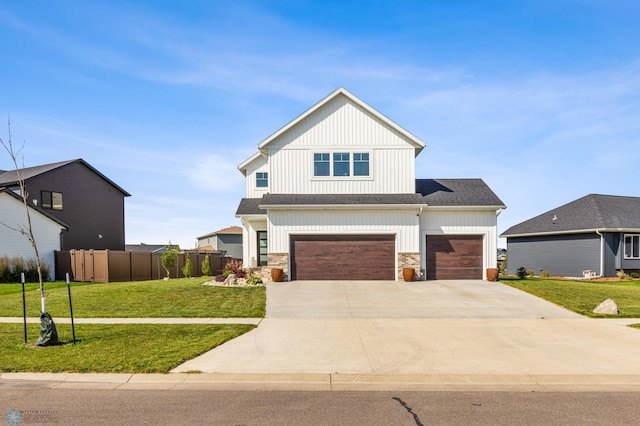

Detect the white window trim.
xmin=311 ymin=150 xmax=373 ymax=181
xmin=624 ymin=234 xmax=640 ymax=259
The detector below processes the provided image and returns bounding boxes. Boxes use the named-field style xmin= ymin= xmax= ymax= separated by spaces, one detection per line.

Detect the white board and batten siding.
xmin=420 ymin=209 xmax=499 ymax=271
xmin=0 ymin=192 xmax=65 ymax=278
xmin=265 ymin=95 xmax=417 ymax=195
xmin=243 ymin=154 xmax=269 ymax=198
xmin=268 ymin=209 xmax=421 ymax=253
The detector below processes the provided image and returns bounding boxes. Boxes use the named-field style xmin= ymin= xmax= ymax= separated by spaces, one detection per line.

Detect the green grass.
xmin=501 ymin=277 xmax=640 ymax=318
xmin=0 ymin=322 xmax=254 ymax=373
xmin=0 ymin=277 xmax=265 ymax=318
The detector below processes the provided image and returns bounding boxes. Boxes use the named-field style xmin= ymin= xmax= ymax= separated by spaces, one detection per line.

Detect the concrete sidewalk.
xmin=0 ymin=317 xmax=262 ymax=325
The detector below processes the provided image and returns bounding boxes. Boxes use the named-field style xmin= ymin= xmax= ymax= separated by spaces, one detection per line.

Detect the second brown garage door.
xmin=290 ymin=234 xmax=395 ymax=280
xmin=426 ymin=235 xmax=483 ymax=280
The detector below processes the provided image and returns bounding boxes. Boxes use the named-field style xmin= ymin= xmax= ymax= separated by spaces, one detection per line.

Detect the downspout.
xmin=595 ymin=230 xmax=604 ymax=278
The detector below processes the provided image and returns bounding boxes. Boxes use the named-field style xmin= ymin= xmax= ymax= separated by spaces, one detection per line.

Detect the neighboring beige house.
xmin=236 ymin=88 xmax=505 ymax=281
xmin=0 ymin=188 xmax=68 ymax=279
xmin=197 ymin=226 xmax=243 ymax=259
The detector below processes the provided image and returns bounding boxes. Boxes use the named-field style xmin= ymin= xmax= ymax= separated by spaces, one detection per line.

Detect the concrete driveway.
xmin=173 ymin=280 xmax=640 ymax=379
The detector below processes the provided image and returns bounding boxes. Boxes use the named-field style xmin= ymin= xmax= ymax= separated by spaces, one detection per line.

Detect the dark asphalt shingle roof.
xmin=235 ymin=198 xmax=266 ymax=215
xmin=0 ymin=159 xmax=131 ymax=197
xmin=260 ymin=193 xmax=427 ymax=206
xmin=236 ymin=178 xmax=505 ymax=214
xmin=501 ymin=194 xmax=640 ymax=236
xmin=416 ymin=179 xmax=505 ymax=207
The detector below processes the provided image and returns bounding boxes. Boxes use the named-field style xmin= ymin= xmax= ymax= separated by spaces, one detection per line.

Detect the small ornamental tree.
xmin=516 ymin=266 xmax=528 ymax=279
xmin=201 ymin=254 xmax=211 ymax=276
xmin=182 ymin=253 xmax=193 ymax=278
xmin=161 ymin=241 xmax=180 ymax=279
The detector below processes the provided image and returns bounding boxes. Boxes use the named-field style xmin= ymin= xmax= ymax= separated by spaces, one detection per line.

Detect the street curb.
xmin=3 ymin=372 xmax=640 ymax=392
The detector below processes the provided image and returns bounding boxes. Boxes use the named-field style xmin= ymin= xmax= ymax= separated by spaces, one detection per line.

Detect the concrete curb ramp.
xmin=3 ymin=372 xmax=640 ymax=392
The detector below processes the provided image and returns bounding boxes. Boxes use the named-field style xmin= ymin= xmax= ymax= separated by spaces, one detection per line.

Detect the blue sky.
xmin=1 ymin=1 xmax=639 ymax=249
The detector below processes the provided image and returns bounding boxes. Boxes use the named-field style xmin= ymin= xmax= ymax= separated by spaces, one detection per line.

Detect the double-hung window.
xmin=353 ymin=153 xmax=369 ymax=176
xmin=314 ymin=153 xmax=330 ymax=176
xmin=333 ymin=153 xmax=350 ymax=176
xmin=256 ymin=172 xmax=268 ymax=188
xmin=624 ymin=235 xmax=640 ymax=259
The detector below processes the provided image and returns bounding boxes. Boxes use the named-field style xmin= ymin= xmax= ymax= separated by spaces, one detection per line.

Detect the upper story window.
xmin=314 ymin=153 xmax=330 ymax=176
xmin=313 ymin=151 xmax=370 ymax=178
xmin=42 ymin=191 xmax=63 ymax=210
xmin=256 ymin=172 xmax=268 ymax=188
xmin=624 ymin=234 xmax=640 ymax=259
xmin=353 ymin=153 xmax=370 ymax=176
xmin=333 ymin=153 xmax=350 ymax=176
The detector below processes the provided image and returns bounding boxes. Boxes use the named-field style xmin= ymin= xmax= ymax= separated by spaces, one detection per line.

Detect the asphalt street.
xmin=2 ymin=384 xmax=640 ymax=425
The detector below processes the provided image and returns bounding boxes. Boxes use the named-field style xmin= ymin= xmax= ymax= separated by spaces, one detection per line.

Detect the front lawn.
xmin=0 ymin=323 xmax=254 ymax=373
xmin=0 ymin=277 xmax=265 ymax=318
xmin=501 ymin=277 xmax=640 ymax=318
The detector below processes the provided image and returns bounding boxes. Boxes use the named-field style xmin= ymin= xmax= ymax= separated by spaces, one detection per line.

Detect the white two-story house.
xmin=236 ymin=88 xmax=505 ymax=281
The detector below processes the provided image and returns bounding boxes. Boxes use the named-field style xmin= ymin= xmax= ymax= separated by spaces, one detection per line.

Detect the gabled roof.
xmin=255 ymin=87 xmax=425 ymax=156
xmin=0 ymin=187 xmax=69 ymax=229
xmin=0 ymin=159 xmax=131 ymax=197
xmin=417 ymin=179 xmax=506 ymax=208
xmin=501 ymin=194 xmax=640 ymax=237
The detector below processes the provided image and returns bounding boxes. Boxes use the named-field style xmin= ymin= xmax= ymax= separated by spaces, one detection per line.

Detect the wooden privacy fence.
xmin=55 ymin=250 xmax=226 ymax=282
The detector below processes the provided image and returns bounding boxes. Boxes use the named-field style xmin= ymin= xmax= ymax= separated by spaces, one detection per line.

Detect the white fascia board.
xmin=259 ymin=204 xmax=428 ymax=211
xmin=234 ymin=213 xmax=267 ymax=219
xmin=425 ymin=205 xmax=506 ymax=211
xmin=499 ymin=228 xmax=639 ymax=238
xmin=237 ymin=152 xmax=266 ymax=176
xmin=256 ymin=87 xmax=426 ymax=156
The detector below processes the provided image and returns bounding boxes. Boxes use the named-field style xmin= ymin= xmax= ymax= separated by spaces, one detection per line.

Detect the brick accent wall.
xmin=398 ymin=252 xmax=421 ymax=281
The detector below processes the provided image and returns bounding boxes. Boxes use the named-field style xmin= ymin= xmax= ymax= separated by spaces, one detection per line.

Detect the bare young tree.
xmin=1 ymin=117 xmax=57 ymax=345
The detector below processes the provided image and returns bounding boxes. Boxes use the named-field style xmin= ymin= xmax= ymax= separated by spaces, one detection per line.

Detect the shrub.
xmin=516 ymin=266 xmax=528 ymax=279
xmin=540 ymin=271 xmax=550 ymax=278
xmin=630 ymin=272 xmax=640 ymax=279
xmin=201 ymin=254 xmax=211 ymax=276
xmin=527 ymin=269 xmax=535 ymax=277
xmin=246 ymin=275 xmax=263 ymax=285
xmin=617 ymin=270 xmax=627 ymax=279
xmin=215 ymin=274 xmax=226 ymax=282
xmin=0 ymin=255 xmax=50 ymax=282
xmin=223 ymin=258 xmax=246 ymax=279
xmin=182 ymin=254 xmax=193 ymax=278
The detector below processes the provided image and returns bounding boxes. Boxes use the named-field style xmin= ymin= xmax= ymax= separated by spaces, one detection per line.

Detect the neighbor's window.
xmin=353 ymin=153 xmax=370 ymax=176
xmin=41 ymin=191 xmax=63 ymax=210
xmin=314 ymin=153 xmax=330 ymax=176
xmin=624 ymin=235 xmax=640 ymax=259
xmin=333 ymin=152 xmax=350 ymax=176
xmin=257 ymin=231 xmax=268 ymax=266
xmin=256 ymin=172 xmax=268 ymax=188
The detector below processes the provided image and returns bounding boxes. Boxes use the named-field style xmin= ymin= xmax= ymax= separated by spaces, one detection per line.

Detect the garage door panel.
xmin=291 ymin=235 xmax=395 ymax=281
xmin=426 ymin=235 xmax=483 ymax=280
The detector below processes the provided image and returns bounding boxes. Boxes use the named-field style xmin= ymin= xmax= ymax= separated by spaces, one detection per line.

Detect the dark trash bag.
xmin=36 ymin=312 xmax=59 ymax=346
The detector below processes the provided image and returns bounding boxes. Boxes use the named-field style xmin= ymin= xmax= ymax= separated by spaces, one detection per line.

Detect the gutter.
xmin=595 ymin=229 xmax=605 ymax=278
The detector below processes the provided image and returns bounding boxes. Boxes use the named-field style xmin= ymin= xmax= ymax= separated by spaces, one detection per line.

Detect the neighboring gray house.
xmin=501 ymin=194 xmax=640 ymax=278
xmin=197 ymin=226 xmax=243 ymax=259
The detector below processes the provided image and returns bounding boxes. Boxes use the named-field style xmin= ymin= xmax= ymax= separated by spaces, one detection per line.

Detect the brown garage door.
xmin=290 ymin=234 xmax=395 ymax=280
xmin=426 ymin=235 xmax=483 ymax=280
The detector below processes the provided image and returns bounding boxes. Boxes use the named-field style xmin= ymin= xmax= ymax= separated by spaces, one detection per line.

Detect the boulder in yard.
xmin=593 ymin=299 xmax=619 ymax=315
